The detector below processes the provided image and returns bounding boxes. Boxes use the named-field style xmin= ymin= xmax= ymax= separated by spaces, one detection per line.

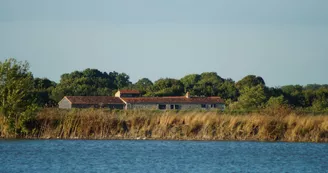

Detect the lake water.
xmin=0 ymin=140 xmax=327 ymax=173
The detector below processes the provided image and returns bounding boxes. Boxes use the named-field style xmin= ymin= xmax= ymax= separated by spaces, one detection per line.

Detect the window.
xmin=170 ymin=105 xmax=174 ymax=109
xmin=158 ymin=104 xmax=166 ymax=110
xmin=175 ymin=105 xmax=181 ymax=110
xmin=201 ymin=104 xmax=206 ymax=108
xmin=211 ymin=104 xmax=217 ymax=108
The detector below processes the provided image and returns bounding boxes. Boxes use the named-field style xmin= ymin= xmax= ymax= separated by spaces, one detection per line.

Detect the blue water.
xmin=0 ymin=140 xmax=327 ymax=173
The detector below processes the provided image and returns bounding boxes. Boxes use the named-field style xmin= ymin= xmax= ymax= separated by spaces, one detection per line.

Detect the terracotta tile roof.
xmin=65 ymin=96 xmax=124 ymax=105
xmin=121 ymin=96 xmax=224 ymax=104
xmin=119 ymin=90 xmax=140 ymax=94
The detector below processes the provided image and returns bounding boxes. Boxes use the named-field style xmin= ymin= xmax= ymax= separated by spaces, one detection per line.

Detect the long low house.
xmin=59 ymin=90 xmax=225 ymax=110
xmin=58 ymin=96 xmax=125 ymax=109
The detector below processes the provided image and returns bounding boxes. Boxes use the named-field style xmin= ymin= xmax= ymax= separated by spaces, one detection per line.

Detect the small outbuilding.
xmin=58 ymin=96 xmax=125 ymax=109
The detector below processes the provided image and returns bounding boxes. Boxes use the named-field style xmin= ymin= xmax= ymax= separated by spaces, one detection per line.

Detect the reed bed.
xmin=1 ymin=108 xmax=328 ymax=142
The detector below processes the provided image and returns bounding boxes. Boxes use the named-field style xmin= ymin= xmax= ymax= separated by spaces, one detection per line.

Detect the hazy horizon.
xmin=1 ymin=0 xmax=328 ymax=86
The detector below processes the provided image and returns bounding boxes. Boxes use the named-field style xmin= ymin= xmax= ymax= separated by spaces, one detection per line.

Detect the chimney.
xmin=115 ymin=90 xmax=121 ymax=97
xmin=186 ymin=92 xmax=190 ymax=98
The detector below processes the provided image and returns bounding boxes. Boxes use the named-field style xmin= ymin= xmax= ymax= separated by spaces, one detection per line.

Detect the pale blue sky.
xmin=0 ymin=0 xmax=327 ymax=86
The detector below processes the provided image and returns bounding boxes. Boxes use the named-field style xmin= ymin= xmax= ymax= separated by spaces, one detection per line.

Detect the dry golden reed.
xmin=1 ymin=108 xmax=328 ymax=142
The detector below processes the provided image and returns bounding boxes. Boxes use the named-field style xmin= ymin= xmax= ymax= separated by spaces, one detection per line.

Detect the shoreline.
xmin=1 ymin=137 xmax=327 ymax=144
xmin=1 ymin=109 xmax=328 ymax=143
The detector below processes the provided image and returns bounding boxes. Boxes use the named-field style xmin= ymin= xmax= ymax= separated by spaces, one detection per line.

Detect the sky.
xmin=0 ymin=0 xmax=328 ymax=87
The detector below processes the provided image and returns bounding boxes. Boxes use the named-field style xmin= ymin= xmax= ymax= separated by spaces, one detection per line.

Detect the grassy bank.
xmin=1 ymin=108 xmax=328 ymax=142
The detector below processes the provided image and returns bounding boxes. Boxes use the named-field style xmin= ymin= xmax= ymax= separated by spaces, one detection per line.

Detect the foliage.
xmin=217 ymin=79 xmax=239 ymax=101
xmin=51 ymin=69 xmax=132 ymax=101
xmin=0 ymin=58 xmax=36 ymax=135
xmin=266 ymin=95 xmax=287 ymax=108
xmin=180 ymin=72 xmax=230 ymax=97
xmin=193 ymin=72 xmax=224 ymax=96
xmin=230 ymin=85 xmax=267 ymax=110
xmin=281 ymin=85 xmax=306 ymax=107
xmin=109 ymin=71 xmax=132 ymax=89
xmin=180 ymin=74 xmax=201 ymax=94
xmin=310 ymin=88 xmax=328 ymax=111
xmin=2 ymin=58 xmax=328 ymax=115
xmin=152 ymin=78 xmax=184 ymax=96
xmin=33 ymin=78 xmax=57 ymax=107
xmin=133 ymin=78 xmax=153 ymax=95
xmin=236 ymin=75 xmax=265 ymax=90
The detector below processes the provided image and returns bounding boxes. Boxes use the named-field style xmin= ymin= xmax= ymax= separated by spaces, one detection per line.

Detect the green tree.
xmin=304 ymin=84 xmax=328 ymax=90
xmin=267 ymin=87 xmax=283 ymax=98
xmin=236 ymin=75 xmax=265 ymax=90
xmin=217 ymin=78 xmax=239 ymax=101
xmin=114 ymin=72 xmax=132 ymax=89
xmin=180 ymin=74 xmax=201 ymax=94
xmin=281 ymin=85 xmax=305 ymax=107
xmin=266 ymin=95 xmax=287 ymax=108
xmin=152 ymin=78 xmax=184 ymax=96
xmin=134 ymin=78 xmax=153 ymax=95
xmin=303 ymin=89 xmax=316 ymax=107
xmin=230 ymin=85 xmax=267 ymax=110
xmin=303 ymin=85 xmax=328 ymax=109
xmin=311 ymin=88 xmax=328 ymax=111
xmin=311 ymin=98 xmax=328 ymax=111
xmin=52 ymin=69 xmax=131 ymax=101
xmin=194 ymin=72 xmax=224 ymax=96
xmin=33 ymin=78 xmax=57 ymax=107
xmin=0 ymin=58 xmax=36 ymax=135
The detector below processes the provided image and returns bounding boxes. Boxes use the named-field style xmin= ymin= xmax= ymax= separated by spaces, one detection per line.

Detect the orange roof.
xmin=65 ymin=96 xmax=124 ymax=105
xmin=121 ymin=96 xmax=224 ymax=104
xmin=119 ymin=90 xmax=140 ymax=94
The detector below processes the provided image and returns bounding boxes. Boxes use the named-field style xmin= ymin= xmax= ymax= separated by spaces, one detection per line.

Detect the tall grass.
xmin=1 ymin=108 xmax=328 ymax=142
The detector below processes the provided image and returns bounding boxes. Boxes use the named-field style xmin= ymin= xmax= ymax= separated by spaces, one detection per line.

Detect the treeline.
xmin=1 ymin=58 xmax=328 ymax=137
xmin=2 ymin=58 xmax=328 ymax=112
xmin=31 ymin=64 xmax=328 ymax=113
